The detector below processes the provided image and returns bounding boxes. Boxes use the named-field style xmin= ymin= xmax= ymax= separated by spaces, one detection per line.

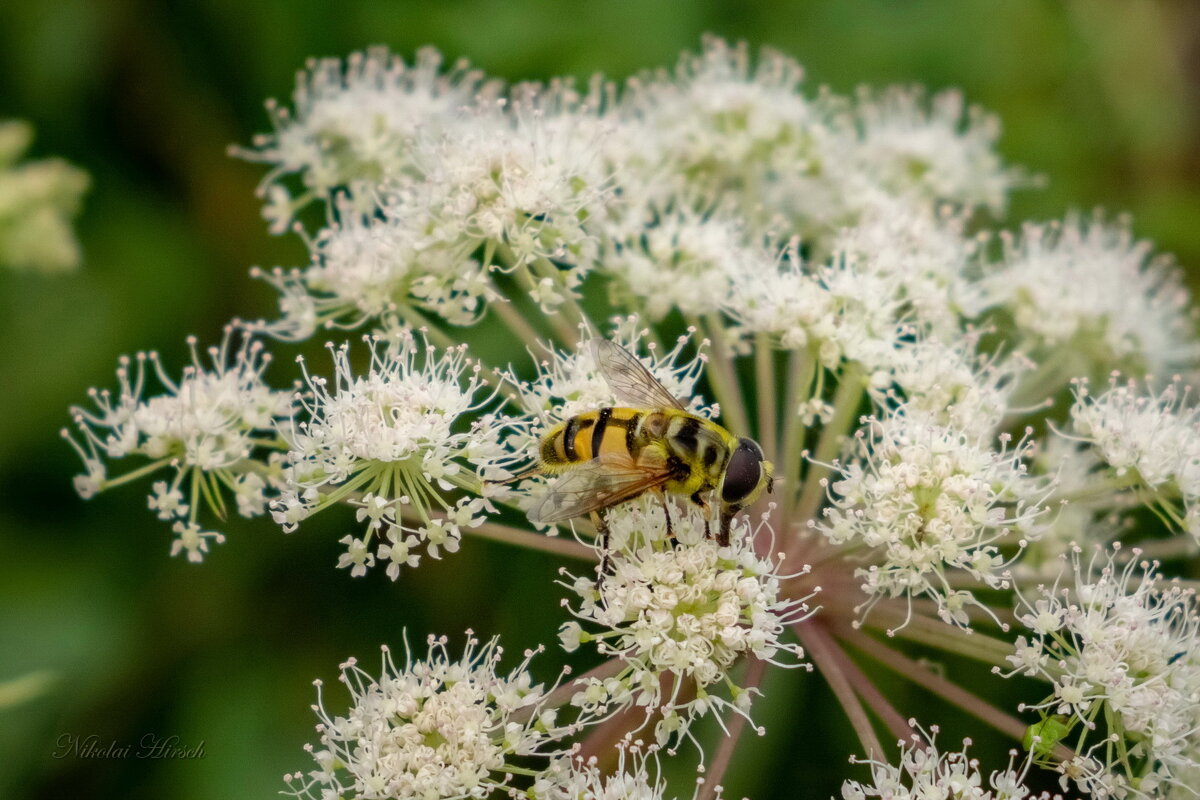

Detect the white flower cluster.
xmin=244 ymin=38 xmax=1022 ymax=340
xmin=274 ymin=328 xmax=506 ymax=577
xmin=248 ymin=52 xmax=613 ymax=335
xmin=614 ymin=39 xmax=1015 ymax=239
xmin=560 ymin=498 xmax=811 ymax=748
xmin=533 ymin=744 xmax=675 ymax=800
xmin=841 ymin=726 xmax=1056 ymax=800
xmin=1068 ymin=376 xmax=1200 ymax=544
xmin=979 ymin=215 xmax=1197 ymax=382
xmin=66 ymin=330 xmax=291 ymax=561
xmin=1004 ymin=547 xmax=1200 ymax=799
xmin=881 ymin=334 xmax=1027 ymax=438
xmin=284 ymin=633 xmax=565 ymax=800
xmin=819 ymin=407 xmax=1052 ymax=629
xmin=727 ymin=200 xmax=976 ymax=380
xmin=0 ymin=119 xmax=89 ymax=273
xmin=244 ymin=46 xmax=500 ymax=207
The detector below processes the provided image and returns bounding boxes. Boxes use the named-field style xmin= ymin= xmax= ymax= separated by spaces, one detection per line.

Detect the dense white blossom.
xmin=1068 ymin=376 xmax=1200 ymax=544
xmin=273 ymin=328 xmax=505 ymax=575
xmin=561 ymin=498 xmax=811 ymax=748
xmin=65 ymin=330 xmax=291 ymax=559
xmin=879 ymin=333 xmax=1026 ymax=437
xmin=819 ymin=406 xmax=1052 ymax=629
xmin=728 ymin=201 xmax=976 ymax=380
xmin=534 ymin=745 xmax=676 ymax=800
xmin=841 ymin=726 xmax=1056 ymax=800
xmin=978 ymin=215 xmax=1197 ymax=382
xmin=847 ymin=86 xmax=1017 ymax=215
xmin=242 ymin=47 xmax=501 ymax=222
xmin=284 ymin=633 xmax=566 ymax=800
xmin=0 ymin=119 xmax=89 ymax=273
xmin=1003 ymin=547 xmax=1200 ymax=799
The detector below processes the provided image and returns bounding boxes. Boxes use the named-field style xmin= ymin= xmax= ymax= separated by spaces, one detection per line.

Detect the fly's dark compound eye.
xmin=722 ymin=438 xmax=765 ymax=505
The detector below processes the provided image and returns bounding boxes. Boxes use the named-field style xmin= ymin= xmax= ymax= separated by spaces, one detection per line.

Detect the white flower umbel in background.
xmin=66 ymin=36 xmax=1200 ymax=800
xmin=1067 ymin=376 xmax=1200 ymax=544
xmin=65 ymin=329 xmax=291 ymax=561
xmin=275 ymin=328 xmax=506 ymax=577
xmin=979 ymin=214 xmax=1197 ymax=390
xmin=284 ymin=633 xmax=572 ymax=800
xmin=0 ymin=119 xmax=89 ymax=273
xmin=1003 ymin=547 xmax=1200 ymax=799
xmin=560 ymin=498 xmax=813 ymax=750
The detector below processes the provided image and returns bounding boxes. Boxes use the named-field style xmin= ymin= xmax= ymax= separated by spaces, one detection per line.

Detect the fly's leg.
xmin=717 ymin=509 xmax=734 ymax=547
xmin=657 ymin=489 xmax=677 ymax=546
xmin=691 ymin=491 xmax=712 ymax=541
xmin=591 ymin=510 xmax=613 ymax=599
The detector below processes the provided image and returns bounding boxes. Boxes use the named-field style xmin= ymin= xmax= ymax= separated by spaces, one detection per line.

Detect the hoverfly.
xmin=516 ymin=339 xmax=773 ymax=547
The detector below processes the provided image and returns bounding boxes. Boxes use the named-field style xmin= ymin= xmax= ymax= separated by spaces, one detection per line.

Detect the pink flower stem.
xmin=837 ymin=626 xmax=1032 ymax=745
xmin=696 ymin=658 xmax=768 ymax=800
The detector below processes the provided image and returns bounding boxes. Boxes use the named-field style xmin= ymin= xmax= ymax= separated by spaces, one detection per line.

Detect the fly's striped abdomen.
xmin=539 ymin=408 xmax=646 ymax=469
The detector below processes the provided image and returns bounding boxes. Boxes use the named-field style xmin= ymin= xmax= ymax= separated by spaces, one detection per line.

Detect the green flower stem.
xmin=532 ymin=257 xmax=597 ymax=336
xmin=696 ymin=657 xmax=767 ymax=800
xmin=793 ymin=364 xmax=865 ymax=528
xmin=99 ymin=457 xmax=175 ymax=489
xmin=489 ymin=293 xmax=549 ymax=351
xmin=691 ymin=314 xmax=751 ymax=437
xmin=874 ymin=612 xmax=1016 ymax=670
xmin=797 ymin=621 xmax=884 ymax=757
xmin=754 ymin=334 xmax=778 ymax=466
xmin=779 ymin=345 xmax=816 ymax=509
xmin=513 ymin=262 xmax=578 ymax=347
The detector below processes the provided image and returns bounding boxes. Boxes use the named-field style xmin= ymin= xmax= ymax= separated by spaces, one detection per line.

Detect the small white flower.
xmin=169 ymin=521 xmax=225 ymax=563
xmin=819 ymin=405 xmax=1053 ymax=629
xmin=274 ymin=328 xmax=502 ymax=574
xmin=535 ymin=743 xmax=673 ymax=800
xmin=562 ymin=497 xmax=811 ymax=747
xmin=283 ymin=634 xmax=566 ymax=800
xmin=1005 ymin=546 xmax=1200 ymax=798
xmin=978 ymin=214 xmax=1197 ymax=381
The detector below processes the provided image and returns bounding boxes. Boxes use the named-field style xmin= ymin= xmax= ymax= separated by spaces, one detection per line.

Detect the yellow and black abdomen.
xmin=539 ymin=407 xmax=649 ymax=470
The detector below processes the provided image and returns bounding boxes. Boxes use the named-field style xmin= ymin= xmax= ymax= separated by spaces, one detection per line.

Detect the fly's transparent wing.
xmin=527 ymin=454 xmax=673 ymax=525
xmin=590 ymin=339 xmax=686 ymax=411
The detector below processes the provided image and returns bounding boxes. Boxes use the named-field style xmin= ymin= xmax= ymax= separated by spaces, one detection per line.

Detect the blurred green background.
xmin=1 ymin=1 xmax=1198 ymax=798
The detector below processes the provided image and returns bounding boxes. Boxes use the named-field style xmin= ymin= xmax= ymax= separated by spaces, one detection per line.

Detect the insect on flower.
xmin=509 ymin=339 xmax=774 ymax=548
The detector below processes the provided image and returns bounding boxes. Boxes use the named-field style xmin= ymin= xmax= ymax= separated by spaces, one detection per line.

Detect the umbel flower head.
xmin=841 ymin=724 xmax=1057 ymax=800
xmin=65 ymin=328 xmax=292 ymax=561
xmin=274 ymin=327 xmax=506 ymax=577
xmin=1003 ymin=546 xmax=1200 ymax=799
xmin=1067 ymin=375 xmax=1200 ymax=544
xmin=560 ymin=498 xmax=813 ymax=749
xmin=819 ymin=405 xmax=1053 ymax=630
xmin=284 ymin=633 xmax=567 ymax=800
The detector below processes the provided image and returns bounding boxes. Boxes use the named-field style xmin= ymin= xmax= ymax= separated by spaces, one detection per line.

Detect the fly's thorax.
xmin=664 ymin=413 xmax=732 ymax=485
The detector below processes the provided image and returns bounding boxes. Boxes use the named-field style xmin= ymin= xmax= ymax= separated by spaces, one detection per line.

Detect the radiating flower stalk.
xmin=65 ymin=38 xmax=1200 ymax=799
